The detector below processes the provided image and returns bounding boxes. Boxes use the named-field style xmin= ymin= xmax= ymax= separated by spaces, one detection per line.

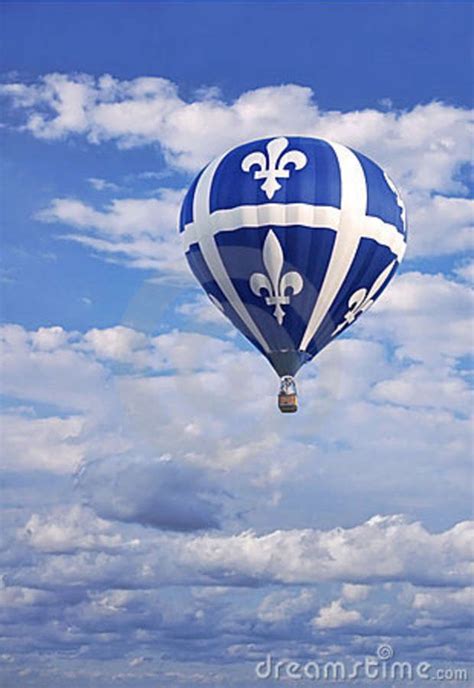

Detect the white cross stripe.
xmin=363 ymin=215 xmax=406 ymax=260
xmin=299 ymin=142 xmax=368 ymax=351
xmin=190 ymin=148 xmax=272 ymax=353
xmin=183 ymin=203 xmax=405 ymax=260
xmin=183 ymin=203 xmax=339 ymax=251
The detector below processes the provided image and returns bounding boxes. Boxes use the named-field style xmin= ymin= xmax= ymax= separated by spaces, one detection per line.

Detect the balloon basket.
xmin=278 ymin=376 xmax=298 ymax=413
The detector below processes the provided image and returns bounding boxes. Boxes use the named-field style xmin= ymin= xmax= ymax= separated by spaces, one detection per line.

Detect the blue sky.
xmin=0 ymin=2 xmax=473 ymax=687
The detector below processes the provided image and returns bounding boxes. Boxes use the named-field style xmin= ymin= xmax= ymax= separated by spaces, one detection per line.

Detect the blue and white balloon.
xmin=179 ymin=136 xmax=407 ymax=407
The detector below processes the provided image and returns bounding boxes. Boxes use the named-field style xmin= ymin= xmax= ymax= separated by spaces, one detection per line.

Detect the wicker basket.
xmin=278 ymin=392 xmax=298 ymax=413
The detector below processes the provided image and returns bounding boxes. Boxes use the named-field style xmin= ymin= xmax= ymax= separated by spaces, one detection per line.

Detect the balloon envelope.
xmin=179 ymin=136 xmax=407 ymax=377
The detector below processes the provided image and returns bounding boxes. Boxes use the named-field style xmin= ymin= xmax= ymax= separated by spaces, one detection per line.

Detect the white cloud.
xmin=454 ymin=258 xmax=474 ymax=284
xmin=371 ymin=362 xmax=472 ymax=414
xmin=0 ymin=585 xmax=55 ymax=608
xmin=257 ymin=589 xmax=316 ymax=623
xmin=358 ymin=271 xmax=474 ymax=364
xmin=405 ymin=193 xmax=473 ymax=258
xmin=20 ymin=505 xmax=128 ymax=553
xmin=38 ymin=192 xmax=183 ymax=237
xmin=341 ymin=583 xmax=370 ymax=602
xmin=303 ymin=339 xmax=391 ymax=402
xmin=0 ymin=324 xmax=113 ymax=415
xmin=312 ymin=599 xmax=362 ymax=629
xmin=177 ymin=515 xmax=473 ymax=587
xmin=413 ymin=586 xmax=473 ymax=611
xmin=316 ymin=102 xmax=472 ymax=197
xmin=30 ymin=325 xmax=70 ymax=351
xmin=0 ymin=323 xmax=282 ymax=479
xmin=9 ymin=512 xmax=473 ymax=592
xmin=87 ymin=177 xmax=120 ymax=192
xmin=1 ymin=74 xmax=471 ymax=196
xmin=411 ymin=586 xmax=474 ymax=629
xmin=128 ymin=656 xmax=152 ymax=667
xmin=1 ymin=317 xmax=471 ymax=519
xmin=36 ymin=190 xmax=186 ymax=277
xmin=81 ymin=326 xmax=150 ymax=363
xmin=2 ymin=73 xmax=472 ymax=269
xmin=79 ymin=326 xmax=237 ymax=371
xmin=0 ymin=315 xmax=470 ymax=597
xmin=113 ymin=347 xmax=285 ymax=471
xmin=0 ymin=413 xmax=86 ymax=474
xmin=176 ymin=293 xmax=230 ymax=327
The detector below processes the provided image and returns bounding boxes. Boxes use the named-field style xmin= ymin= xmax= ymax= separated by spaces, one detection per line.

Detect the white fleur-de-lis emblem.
xmin=332 ymin=260 xmax=396 ymax=336
xmin=241 ymin=137 xmax=308 ymax=200
xmin=250 ymin=230 xmax=303 ymax=325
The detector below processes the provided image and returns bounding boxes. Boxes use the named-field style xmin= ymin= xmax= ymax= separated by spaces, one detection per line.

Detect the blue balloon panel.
xmin=214 ymin=225 xmax=335 ymax=352
xmin=210 ymin=137 xmax=342 ymax=213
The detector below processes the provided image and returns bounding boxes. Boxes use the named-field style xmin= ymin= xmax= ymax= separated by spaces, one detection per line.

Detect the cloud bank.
xmin=1 ymin=73 xmax=472 ymax=275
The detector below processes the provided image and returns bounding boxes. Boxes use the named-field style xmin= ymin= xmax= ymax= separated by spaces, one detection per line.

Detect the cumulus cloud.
xmin=0 ymin=585 xmax=56 ymax=609
xmin=1 ymin=319 xmax=472 ymax=673
xmin=371 ymin=362 xmax=472 ymax=414
xmin=341 ymin=583 xmax=370 ymax=602
xmin=177 ymin=515 xmax=473 ymax=587
xmin=78 ymin=325 xmax=236 ymax=372
xmin=9 ymin=514 xmax=473 ymax=592
xmin=1 ymin=320 xmax=471 ymax=525
xmin=2 ymin=508 xmax=472 ymax=673
xmin=312 ymin=599 xmax=362 ymax=629
xmin=454 ymin=258 xmax=474 ymax=284
xmin=257 ymin=589 xmax=317 ymax=624
xmin=30 ymin=325 xmax=70 ymax=351
xmin=80 ymin=325 xmax=150 ymax=363
xmin=411 ymin=586 xmax=474 ymax=629
xmin=37 ymin=192 xmax=183 ymax=237
xmin=1 ymin=74 xmax=471 ymax=193
xmin=0 ymin=323 xmax=280 ymax=478
xmin=358 ymin=271 xmax=474 ymax=364
xmin=0 ymin=413 xmax=86 ymax=474
xmin=176 ymin=293 xmax=230 ymax=328
xmin=406 ymin=193 xmax=473 ymax=258
xmin=36 ymin=189 xmax=186 ymax=277
xmin=20 ymin=505 xmax=128 ymax=553
xmin=0 ymin=324 xmax=111 ymax=415
xmin=1 ymin=73 xmax=472 ymax=276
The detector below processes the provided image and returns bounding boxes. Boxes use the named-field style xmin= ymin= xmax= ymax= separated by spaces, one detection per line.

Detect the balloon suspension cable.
xmin=278 ymin=375 xmax=298 ymax=414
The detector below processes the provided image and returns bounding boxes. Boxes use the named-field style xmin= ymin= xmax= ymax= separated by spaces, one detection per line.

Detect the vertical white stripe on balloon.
xmin=191 ymin=149 xmax=271 ymax=353
xmin=299 ymin=142 xmax=368 ymax=352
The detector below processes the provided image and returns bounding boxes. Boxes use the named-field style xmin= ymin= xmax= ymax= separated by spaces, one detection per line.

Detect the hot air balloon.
xmin=179 ymin=136 xmax=407 ymax=412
